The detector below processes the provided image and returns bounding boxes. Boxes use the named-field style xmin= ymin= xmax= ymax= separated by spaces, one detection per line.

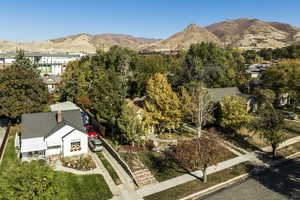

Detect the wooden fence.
xmin=0 ymin=127 xmax=10 ymax=163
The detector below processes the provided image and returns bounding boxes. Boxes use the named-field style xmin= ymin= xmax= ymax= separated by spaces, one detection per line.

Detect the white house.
xmin=20 ymin=109 xmax=88 ymax=162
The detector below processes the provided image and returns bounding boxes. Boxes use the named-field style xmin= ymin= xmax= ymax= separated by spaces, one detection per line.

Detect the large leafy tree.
xmin=89 ymin=68 xmax=124 ymax=128
xmin=180 ymin=42 xmax=244 ymax=88
xmin=129 ymin=54 xmax=184 ymax=97
xmin=144 ymin=73 xmax=182 ymax=134
xmin=0 ymin=66 xmax=49 ymax=120
xmin=218 ymin=96 xmax=252 ymax=132
xmin=261 ymin=59 xmax=300 ymax=109
xmin=117 ymin=103 xmax=144 ymax=145
xmin=180 ymin=82 xmax=214 ymax=137
xmin=251 ymin=106 xmax=284 ymax=156
xmin=12 ymin=49 xmax=37 ymax=70
xmin=0 ymin=160 xmax=64 ymax=200
xmin=168 ymin=135 xmax=224 ymax=183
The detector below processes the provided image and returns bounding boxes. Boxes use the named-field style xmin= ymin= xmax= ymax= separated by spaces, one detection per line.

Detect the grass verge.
xmin=277 ymin=141 xmax=300 ymax=157
xmin=144 ymin=161 xmax=253 ymax=200
xmin=97 ymin=152 xmax=122 ymax=185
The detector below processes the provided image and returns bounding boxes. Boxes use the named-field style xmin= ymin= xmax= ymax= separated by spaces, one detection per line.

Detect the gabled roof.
xmin=21 ymin=109 xmax=84 ymax=139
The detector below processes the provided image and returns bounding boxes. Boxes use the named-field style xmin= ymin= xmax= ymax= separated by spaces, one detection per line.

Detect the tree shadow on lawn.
xmin=215 ymin=127 xmax=262 ymax=152
xmin=246 ymin=157 xmax=300 ymax=199
xmin=146 ymin=152 xmax=203 ymax=182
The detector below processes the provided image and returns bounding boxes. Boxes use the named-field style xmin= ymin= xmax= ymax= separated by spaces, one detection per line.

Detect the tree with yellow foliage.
xmin=144 ymin=73 xmax=182 ymax=134
xmin=219 ymin=96 xmax=252 ymax=132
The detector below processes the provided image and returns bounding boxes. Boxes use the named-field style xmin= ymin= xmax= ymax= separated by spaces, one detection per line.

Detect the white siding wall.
xmin=21 ymin=137 xmax=46 ymax=153
xmin=45 ymin=147 xmax=61 ymax=156
xmin=63 ymin=130 xmax=88 ymax=157
xmin=45 ymin=125 xmax=74 ymax=147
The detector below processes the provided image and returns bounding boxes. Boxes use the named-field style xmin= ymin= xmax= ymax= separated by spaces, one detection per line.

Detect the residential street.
xmin=199 ymin=157 xmax=300 ymax=200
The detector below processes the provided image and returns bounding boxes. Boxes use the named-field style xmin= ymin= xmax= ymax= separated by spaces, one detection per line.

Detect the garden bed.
xmin=144 ymin=161 xmax=253 ymax=200
xmin=61 ymin=155 xmax=96 ymax=171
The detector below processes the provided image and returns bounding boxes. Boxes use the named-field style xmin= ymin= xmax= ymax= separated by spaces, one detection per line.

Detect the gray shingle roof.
xmin=207 ymin=87 xmax=242 ymax=102
xmin=21 ymin=109 xmax=84 ymax=139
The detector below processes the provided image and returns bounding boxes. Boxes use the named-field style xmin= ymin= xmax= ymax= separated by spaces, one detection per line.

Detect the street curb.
xmin=179 ymin=151 xmax=300 ymax=200
xmin=179 ymin=173 xmax=249 ymax=200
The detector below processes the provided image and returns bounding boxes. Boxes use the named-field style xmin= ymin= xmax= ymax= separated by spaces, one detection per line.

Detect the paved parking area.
xmin=200 ymin=158 xmax=300 ymax=200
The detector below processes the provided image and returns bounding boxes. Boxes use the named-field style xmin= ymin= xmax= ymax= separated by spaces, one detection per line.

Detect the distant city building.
xmin=0 ymin=52 xmax=86 ymax=92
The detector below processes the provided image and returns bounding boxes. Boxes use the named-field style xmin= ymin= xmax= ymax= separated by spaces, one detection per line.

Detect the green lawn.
xmin=97 ymin=152 xmax=122 ymax=185
xmin=0 ymin=128 xmax=20 ymax=176
xmin=144 ymin=162 xmax=253 ymax=200
xmin=0 ymin=127 xmax=113 ymax=200
xmin=284 ymin=121 xmax=300 ymax=136
xmin=277 ymin=141 xmax=300 ymax=157
xmin=137 ymin=148 xmax=236 ymax=182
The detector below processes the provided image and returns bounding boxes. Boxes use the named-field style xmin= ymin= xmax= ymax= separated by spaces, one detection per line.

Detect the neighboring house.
xmin=19 ymin=110 xmax=88 ymax=162
xmin=207 ymin=87 xmax=256 ymax=112
xmin=42 ymin=74 xmax=61 ymax=92
xmin=126 ymin=99 xmax=144 ymax=121
xmin=50 ymin=101 xmax=81 ymax=112
xmin=50 ymin=101 xmax=89 ymax=125
xmin=246 ymin=63 xmax=272 ymax=78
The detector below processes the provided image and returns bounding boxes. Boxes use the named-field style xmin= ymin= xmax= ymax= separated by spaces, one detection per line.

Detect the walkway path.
xmin=136 ymin=135 xmax=300 ymax=197
xmin=101 ymin=149 xmax=144 ymax=200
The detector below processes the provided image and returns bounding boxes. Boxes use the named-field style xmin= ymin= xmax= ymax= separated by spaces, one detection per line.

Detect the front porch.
xmin=21 ymin=150 xmax=46 ymax=162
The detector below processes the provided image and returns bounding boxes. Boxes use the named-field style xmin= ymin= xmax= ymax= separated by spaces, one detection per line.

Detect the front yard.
xmin=218 ymin=121 xmax=300 ymax=152
xmin=0 ymin=127 xmax=113 ymax=200
xmin=120 ymin=141 xmax=236 ymax=182
xmin=144 ymin=161 xmax=253 ymax=200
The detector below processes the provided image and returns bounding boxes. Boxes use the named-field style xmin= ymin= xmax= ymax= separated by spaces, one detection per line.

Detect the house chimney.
xmin=57 ymin=110 xmax=63 ymax=123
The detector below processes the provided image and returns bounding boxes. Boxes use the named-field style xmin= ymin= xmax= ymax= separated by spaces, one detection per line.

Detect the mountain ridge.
xmin=1 ymin=18 xmax=300 ymax=53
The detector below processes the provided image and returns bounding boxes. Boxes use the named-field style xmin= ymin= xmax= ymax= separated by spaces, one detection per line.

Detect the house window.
xmin=70 ymin=140 xmax=81 ymax=152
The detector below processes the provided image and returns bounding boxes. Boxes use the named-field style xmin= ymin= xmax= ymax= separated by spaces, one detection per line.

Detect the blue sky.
xmin=1 ymin=0 xmax=300 ymax=42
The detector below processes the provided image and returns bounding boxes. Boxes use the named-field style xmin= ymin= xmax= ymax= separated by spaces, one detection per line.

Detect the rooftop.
xmin=21 ymin=109 xmax=84 ymax=139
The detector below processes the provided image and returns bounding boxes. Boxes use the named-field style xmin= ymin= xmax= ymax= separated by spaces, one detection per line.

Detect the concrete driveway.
xmin=200 ymin=157 xmax=300 ymax=200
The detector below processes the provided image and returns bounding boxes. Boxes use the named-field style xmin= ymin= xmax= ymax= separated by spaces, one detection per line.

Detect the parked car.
xmin=283 ymin=112 xmax=298 ymax=120
xmin=81 ymin=111 xmax=90 ymax=125
xmin=84 ymin=125 xmax=94 ymax=131
xmin=88 ymin=138 xmax=103 ymax=152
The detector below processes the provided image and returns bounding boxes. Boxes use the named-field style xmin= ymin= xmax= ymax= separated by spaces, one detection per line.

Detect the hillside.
xmin=206 ymin=18 xmax=300 ymax=50
xmin=145 ymin=24 xmax=221 ymax=50
xmin=0 ymin=33 xmax=159 ymax=53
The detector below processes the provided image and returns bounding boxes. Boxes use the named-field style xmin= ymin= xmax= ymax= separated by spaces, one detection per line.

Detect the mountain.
xmin=206 ymin=18 xmax=300 ymax=50
xmin=145 ymin=24 xmax=220 ymax=50
xmin=0 ymin=33 xmax=160 ymax=53
xmin=1 ymin=18 xmax=300 ymax=53
xmin=145 ymin=18 xmax=300 ymax=51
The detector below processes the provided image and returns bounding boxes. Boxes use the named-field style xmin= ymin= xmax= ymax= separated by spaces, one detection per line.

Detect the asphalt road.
xmin=200 ymin=157 xmax=300 ymax=200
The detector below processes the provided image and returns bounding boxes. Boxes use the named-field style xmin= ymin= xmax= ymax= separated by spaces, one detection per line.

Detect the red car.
xmin=84 ymin=125 xmax=94 ymax=131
